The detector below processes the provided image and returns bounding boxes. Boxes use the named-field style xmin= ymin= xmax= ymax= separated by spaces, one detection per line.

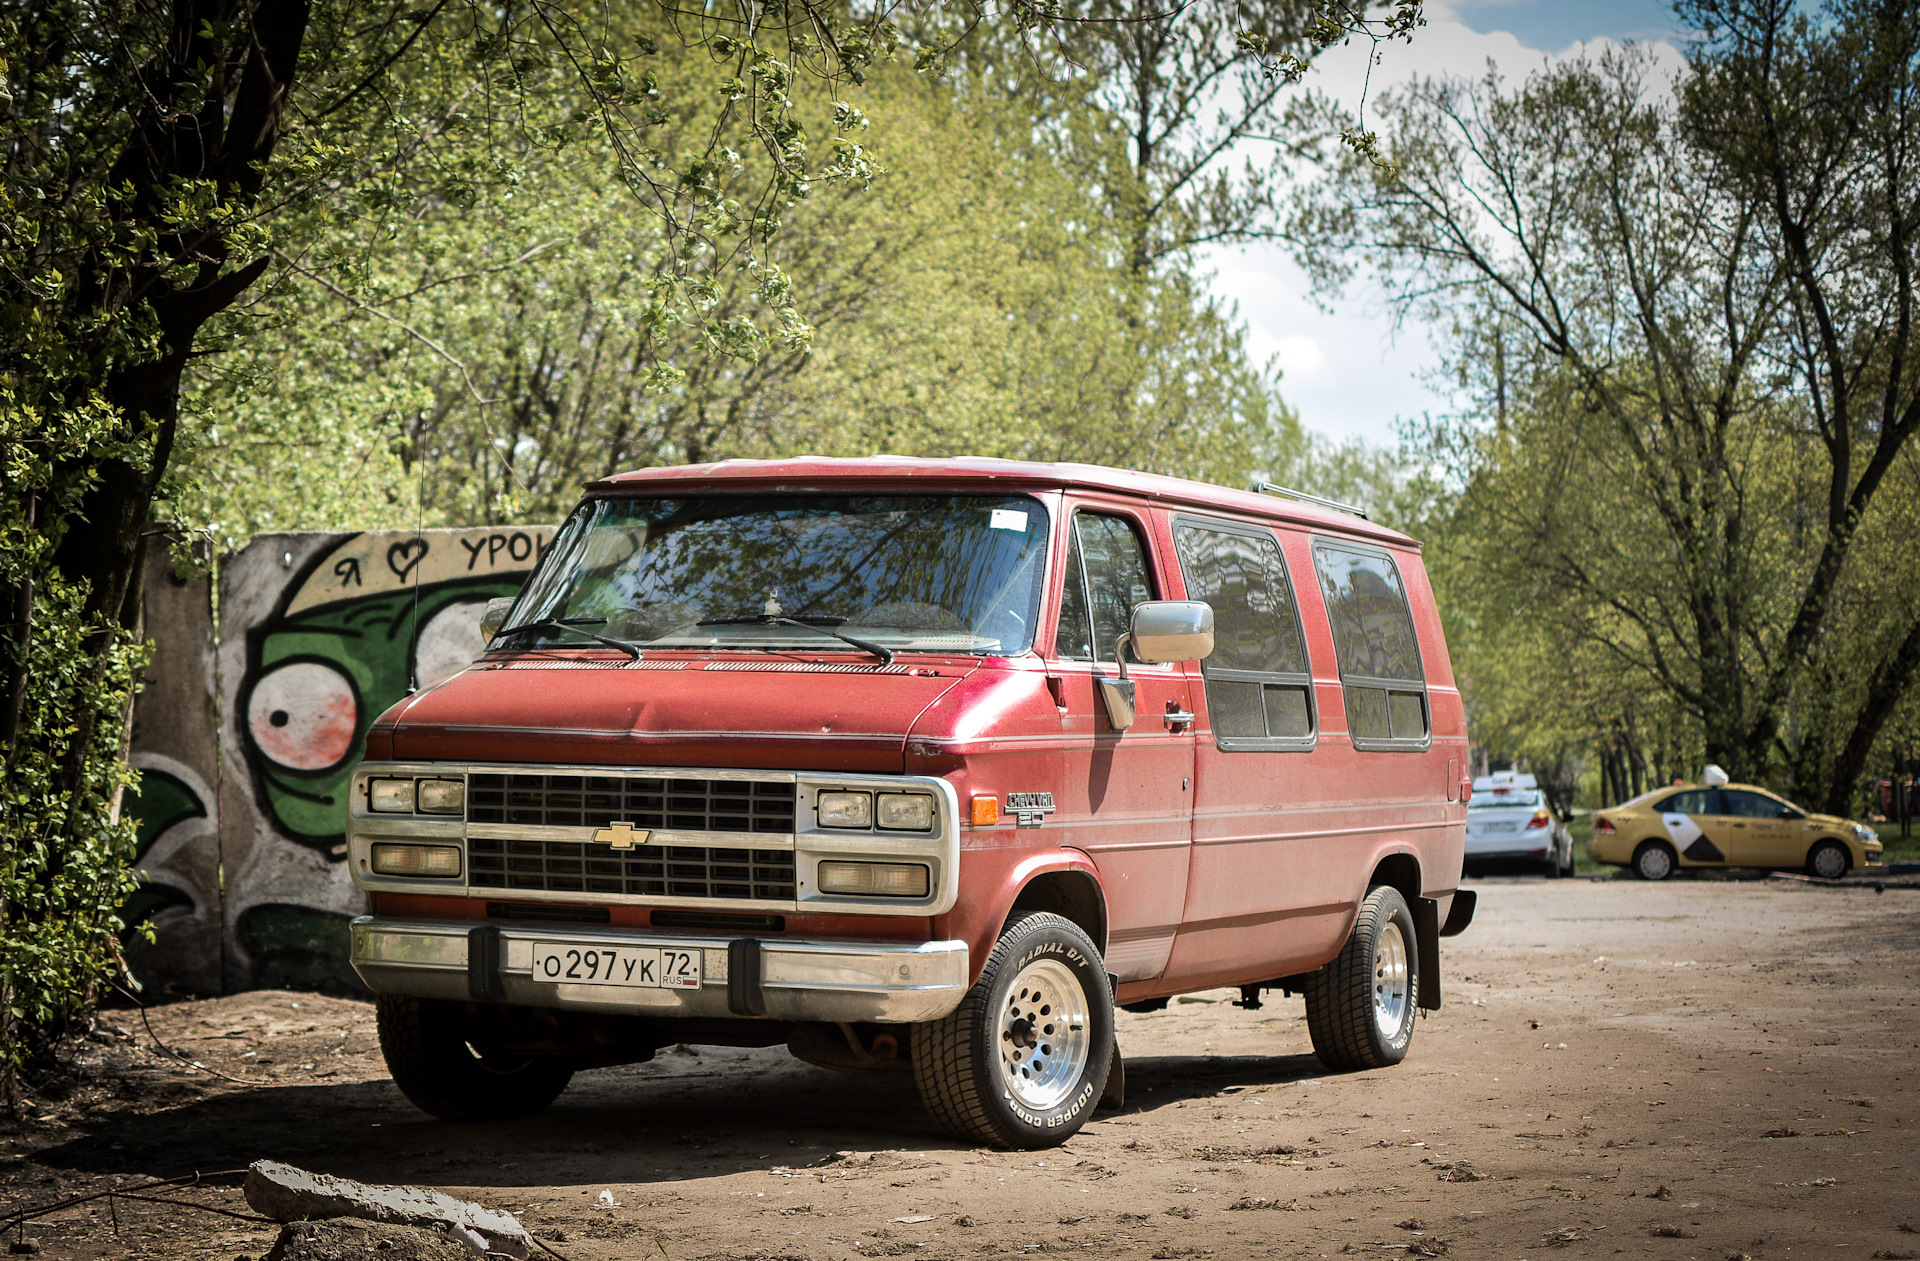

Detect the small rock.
xmin=244 ymin=1161 xmax=532 ymax=1259
xmin=8 ymin=1240 xmax=43 ymax=1255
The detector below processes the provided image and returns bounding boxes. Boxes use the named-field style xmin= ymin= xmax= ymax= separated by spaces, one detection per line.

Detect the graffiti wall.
xmin=124 ymin=526 xmax=552 ymax=994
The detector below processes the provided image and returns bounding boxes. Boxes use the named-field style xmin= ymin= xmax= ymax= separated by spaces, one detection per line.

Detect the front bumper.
xmin=350 ymin=916 xmax=970 ymax=1024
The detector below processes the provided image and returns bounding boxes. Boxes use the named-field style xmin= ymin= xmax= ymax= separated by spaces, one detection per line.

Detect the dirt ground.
xmin=6 ymin=874 xmax=1920 ymax=1260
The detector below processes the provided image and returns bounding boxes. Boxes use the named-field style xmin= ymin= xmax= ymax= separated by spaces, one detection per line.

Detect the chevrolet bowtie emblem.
xmin=594 ymin=821 xmax=650 ymax=850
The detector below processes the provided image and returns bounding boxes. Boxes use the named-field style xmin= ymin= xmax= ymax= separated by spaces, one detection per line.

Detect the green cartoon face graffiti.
xmin=240 ymin=529 xmax=550 ymax=857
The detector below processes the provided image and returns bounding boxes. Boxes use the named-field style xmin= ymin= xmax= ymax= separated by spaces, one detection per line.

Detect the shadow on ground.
xmin=31 ymin=1048 xmax=1331 ymax=1190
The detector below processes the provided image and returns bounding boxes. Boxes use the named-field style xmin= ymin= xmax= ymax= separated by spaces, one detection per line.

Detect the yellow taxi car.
xmin=1589 ymin=777 xmax=1883 ymax=881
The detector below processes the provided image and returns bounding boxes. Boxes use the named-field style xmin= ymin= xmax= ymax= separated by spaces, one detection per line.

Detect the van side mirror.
xmin=1096 ymin=602 xmax=1215 ymax=731
xmin=1129 ymin=601 xmax=1215 ymax=664
xmin=479 ymin=597 xmax=516 ymax=643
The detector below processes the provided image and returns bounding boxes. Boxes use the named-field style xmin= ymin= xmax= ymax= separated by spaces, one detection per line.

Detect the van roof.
xmin=588 ymin=456 xmax=1416 ymax=548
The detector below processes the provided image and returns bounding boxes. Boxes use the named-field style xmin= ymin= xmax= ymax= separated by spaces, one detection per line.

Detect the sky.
xmin=1202 ymin=1 xmax=1685 ymax=446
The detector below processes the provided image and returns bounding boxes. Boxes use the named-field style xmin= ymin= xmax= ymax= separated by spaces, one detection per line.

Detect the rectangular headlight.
xmin=817 ymin=791 xmax=873 ymax=829
xmin=876 ymin=793 xmax=935 ymax=831
xmin=368 ymin=778 xmax=416 ymax=813
xmin=417 ymin=778 xmax=465 ymax=815
xmin=817 ymin=860 xmax=930 ymax=897
xmin=369 ymin=843 xmax=462 ymax=877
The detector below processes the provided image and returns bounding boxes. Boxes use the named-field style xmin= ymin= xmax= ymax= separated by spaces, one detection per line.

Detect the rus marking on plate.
xmin=1006 ymin=792 xmax=1057 ymax=829
xmin=595 ymin=821 xmax=651 ymax=850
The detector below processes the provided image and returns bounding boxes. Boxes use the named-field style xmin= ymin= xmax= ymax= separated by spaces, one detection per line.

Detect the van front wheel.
xmin=913 ymin=911 xmax=1113 ymax=1149
xmin=1304 ymin=885 xmax=1418 ymax=1072
xmin=376 ymin=996 xmax=574 ymax=1122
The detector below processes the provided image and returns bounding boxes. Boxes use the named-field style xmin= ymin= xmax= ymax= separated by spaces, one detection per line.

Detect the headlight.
xmin=876 ymin=793 xmax=935 ymax=831
xmin=369 ymin=843 xmax=462 ymax=877
xmin=417 ymin=778 xmax=466 ymax=815
xmin=817 ymin=791 xmax=873 ymax=828
xmin=1855 ymin=823 xmax=1878 ymax=843
xmin=817 ymin=860 xmax=930 ymax=897
xmin=368 ymin=778 xmax=416 ymax=813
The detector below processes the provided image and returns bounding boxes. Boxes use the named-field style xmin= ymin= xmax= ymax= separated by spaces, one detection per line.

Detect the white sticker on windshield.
xmin=989 ymin=508 xmax=1028 ymax=532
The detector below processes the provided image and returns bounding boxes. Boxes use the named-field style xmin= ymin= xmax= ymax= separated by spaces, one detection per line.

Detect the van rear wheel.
xmin=376 ymin=996 xmax=574 ymax=1122
xmin=913 ymin=911 xmax=1113 ymax=1149
xmin=1304 ymin=885 xmax=1418 ymax=1072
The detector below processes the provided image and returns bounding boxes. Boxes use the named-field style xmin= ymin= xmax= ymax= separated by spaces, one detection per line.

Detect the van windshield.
xmin=501 ymin=493 xmax=1052 ymax=656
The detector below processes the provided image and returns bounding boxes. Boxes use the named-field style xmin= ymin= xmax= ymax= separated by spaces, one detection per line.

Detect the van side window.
xmin=1312 ymin=543 xmax=1429 ymax=747
xmin=1054 ymin=513 xmax=1155 ymax=662
xmin=1173 ymin=518 xmax=1314 ymax=748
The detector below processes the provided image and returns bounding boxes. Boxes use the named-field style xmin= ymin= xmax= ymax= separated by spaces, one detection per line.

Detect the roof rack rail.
xmin=1252 ymin=481 xmax=1370 ymax=520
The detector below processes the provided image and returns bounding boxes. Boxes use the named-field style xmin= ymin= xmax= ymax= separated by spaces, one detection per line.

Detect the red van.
xmin=347 ymin=457 xmax=1473 ymax=1148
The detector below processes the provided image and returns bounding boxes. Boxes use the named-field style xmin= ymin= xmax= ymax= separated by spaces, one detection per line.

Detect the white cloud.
xmin=1203 ymin=4 xmax=1683 ymax=446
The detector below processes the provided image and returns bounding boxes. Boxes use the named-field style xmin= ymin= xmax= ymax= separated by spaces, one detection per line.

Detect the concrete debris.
xmin=244 ymin=1161 xmax=533 ymax=1259
xmin=263 ymin=1218 xmax=477 ymax=1261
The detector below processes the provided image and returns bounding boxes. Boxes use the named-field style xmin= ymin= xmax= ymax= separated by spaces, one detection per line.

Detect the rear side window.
xmin=1659 ymin=789 xmax=1717 ymax=816
xmin=1173 ymin=517 xmax=1314 ymax=749
xmin=1312 ymin=543 xmax=1429 ymax=749
xmin=1055 ymin=512 xmax=1156 ymax=662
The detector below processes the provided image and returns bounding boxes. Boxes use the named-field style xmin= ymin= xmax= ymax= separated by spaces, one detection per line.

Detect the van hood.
xmin=372 ymin=655 xmax=976 ymax=775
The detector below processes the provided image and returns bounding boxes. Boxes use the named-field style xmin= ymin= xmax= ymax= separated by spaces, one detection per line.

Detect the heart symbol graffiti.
xmin=386 ymin=538 xmax=429 ymax=583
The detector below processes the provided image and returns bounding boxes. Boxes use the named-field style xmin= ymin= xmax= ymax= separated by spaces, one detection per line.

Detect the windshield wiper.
xmin=696 ymin=614 xmax=896 ymax=666
xmin=495 ymin=616 xmax=642 ymax=660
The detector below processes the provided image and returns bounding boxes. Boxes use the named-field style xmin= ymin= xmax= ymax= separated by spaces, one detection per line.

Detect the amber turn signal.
xmin=970 ymin=795 xmax=1000 ymax=826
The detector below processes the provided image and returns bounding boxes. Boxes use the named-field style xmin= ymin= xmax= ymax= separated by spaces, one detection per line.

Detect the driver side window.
xmin=1054 ymin=512 xmax=1155 ymax=662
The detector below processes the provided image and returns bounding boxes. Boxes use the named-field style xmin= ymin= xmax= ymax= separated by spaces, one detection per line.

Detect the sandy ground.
xmin=5 ymin=875 xmax=1920 ymax=1260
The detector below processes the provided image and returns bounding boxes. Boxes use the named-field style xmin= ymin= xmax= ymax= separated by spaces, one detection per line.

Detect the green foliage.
xmin=170 ymin=22 xmax=1305 ymax=534
xmin=0 ymin=578 xmax=147 ymax=1094
xmin=1294 ymin=2 xmax=1920 ymax=812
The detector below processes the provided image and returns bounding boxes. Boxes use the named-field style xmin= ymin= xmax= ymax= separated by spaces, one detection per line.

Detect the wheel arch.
xmin=1367 ymin=850 xmax=1440 ymax=1011
xmin=1009 ymin=867 xmax=1108 ymax=956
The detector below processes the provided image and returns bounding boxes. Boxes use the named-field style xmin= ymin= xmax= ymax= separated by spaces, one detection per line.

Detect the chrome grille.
xmin=467 ymin=838 xmax=796 ymax=900
xmin=466 ymin=773 xmax=795 ymax=833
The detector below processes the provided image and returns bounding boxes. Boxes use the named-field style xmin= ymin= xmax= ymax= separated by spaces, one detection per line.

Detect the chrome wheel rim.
xmin=1372 ymin=922 xmax=1410 ymax=1041
xmin=998 ymin=958 xmax=1091 ymax=1111
xmin=1640 ymin=846 xmax=1673 ymax=880
xmin=1812 ymin=845 xmax=1847 ymax=879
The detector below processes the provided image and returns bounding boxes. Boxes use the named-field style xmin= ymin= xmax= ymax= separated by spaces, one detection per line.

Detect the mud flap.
xmin=1412 ymin=897 xmax=1442 ymax=1011
xmin=1099 ymin=1040 xmax=1125 ymax=1111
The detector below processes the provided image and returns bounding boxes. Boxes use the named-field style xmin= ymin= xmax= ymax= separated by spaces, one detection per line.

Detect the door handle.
xmin=1163 ymin=707 xmax=1195 ymax=730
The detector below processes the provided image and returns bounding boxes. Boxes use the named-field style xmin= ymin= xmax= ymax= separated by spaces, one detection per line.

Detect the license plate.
xmin=529 ymin=942 xmax=703 ymax=990
xmin=1480 ymin=822 xmax=1518 ymax=833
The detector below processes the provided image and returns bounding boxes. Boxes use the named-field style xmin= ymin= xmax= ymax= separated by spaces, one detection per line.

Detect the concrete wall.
xmin=124 ymin=526 xmax=553 ymax=995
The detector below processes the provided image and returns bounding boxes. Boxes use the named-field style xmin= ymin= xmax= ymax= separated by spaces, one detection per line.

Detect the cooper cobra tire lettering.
xmin=912 ymin=910 xmax=1114 ymax=1149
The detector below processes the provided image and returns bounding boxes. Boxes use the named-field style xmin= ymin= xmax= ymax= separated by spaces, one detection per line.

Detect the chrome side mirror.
xmin=1096 ymin=601 xmax=1216 ymax=731
xmin=479 ymin=596 xmax=516 ymax=643
xmin=1129 ymin=600 xmax=1215 ymax=664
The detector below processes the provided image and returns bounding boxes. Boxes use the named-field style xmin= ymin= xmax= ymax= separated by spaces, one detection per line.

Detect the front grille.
xmin=467 ymin=773 xmax=795 ymax=834
xmin=467 ymin=837 xmax=796 ymax=900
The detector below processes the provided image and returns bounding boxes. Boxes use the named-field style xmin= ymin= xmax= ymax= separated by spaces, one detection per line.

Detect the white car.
xmin=1465 ymin=772 xmax=1573 ymax=877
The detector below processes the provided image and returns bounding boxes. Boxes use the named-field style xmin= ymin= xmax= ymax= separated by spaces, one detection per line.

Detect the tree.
xmin=1292 ymin=1 xmax=1920 ymax=812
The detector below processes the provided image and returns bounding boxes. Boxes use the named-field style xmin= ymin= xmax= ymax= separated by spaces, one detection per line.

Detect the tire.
xmin=375 ymin=996 xmax=574 ymax=1122
xmin=913 ymin=911 xmax=1113 ymax=1149
xmin=1806 ymin=840 xmax=1851 ymax=880
xmin=1632 ymin=840 xmax=1677 ymax=881
xmin=1303 ymin=885 xmax=1418 ymax=1072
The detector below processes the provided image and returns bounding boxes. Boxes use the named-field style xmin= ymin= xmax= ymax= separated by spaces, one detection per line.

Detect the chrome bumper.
xmin=349 ymin=917 xmax=970 ymax=1024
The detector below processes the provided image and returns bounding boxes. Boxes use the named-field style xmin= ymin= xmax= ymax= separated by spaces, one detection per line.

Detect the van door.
xmin=1161 ymin=516 xmax=1337 ymax=986
xmin=1049 ymin=505 xmax=1196 ymax=985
